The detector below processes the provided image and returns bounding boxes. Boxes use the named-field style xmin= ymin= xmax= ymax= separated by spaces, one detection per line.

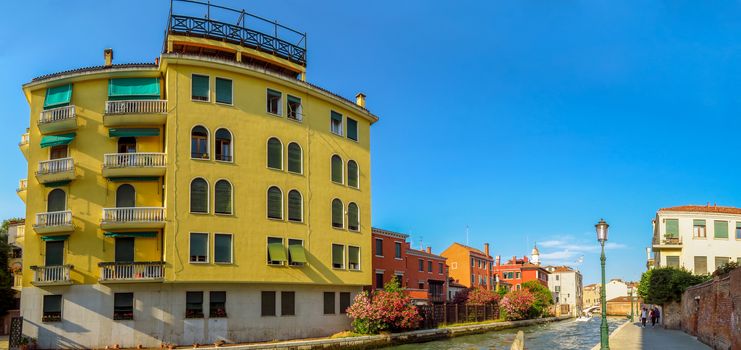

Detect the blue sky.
xmin=3 ymin=1 xmax=741 ymax=284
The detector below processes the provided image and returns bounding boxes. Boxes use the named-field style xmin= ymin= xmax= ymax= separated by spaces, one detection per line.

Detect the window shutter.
xmin=331 ymin=111 xmax=342 ymax=123
xmin=287 ymin=143 xmax=302 ymax=173
xmin=214 ymin=234 xmax=231 ymax=263
xmin=190 ymin=233 xmax=207 ymax=260
xmin=268 ymin=242 xmax=287 ymax=262
xmin=714 ymin=221 xmax=728 ymax=238
xmin=665 ymin=219 xmax=678 ymax=237
xmin=192 ymin=75 xmax=209 ymax=100
xmin=348 ymin=203 xmax=359 ymax=231
xmin=347 ymin=161 xmax=358 ymax=188
xmin=190 ymin=179 xmax=208 ymax=213
xmin=267 ymin=187 xmax=282 ymax=219
xmin=331 ymin=156 xmax=343 ymax=183
xmin=332 ymin=199 xmax=343 ymax=228
xmin=349 ymin=246 xmax=359 ymax=266
xmin=347 ymin=118 xmax=358 ymax=141
xmin=332 ymin=244 xmax=344 ymax=267
xmin=693 ymin=219 xmax=706 ymax=226
xmin=215 ymin=78 xmax=232 ymax=104
xmin=288 ymin=190 xmax=302 ymax=221
xmin=215 ymin=180 xmax=232 ymax=214
xmin=288 ymin=241 xmax=307 ymax=264
xmin=267 ymin=138 xmax=282 ymax=169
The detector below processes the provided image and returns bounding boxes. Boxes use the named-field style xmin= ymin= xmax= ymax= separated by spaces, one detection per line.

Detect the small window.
xmin=347 ymin=202 xmax=359 ymax=231
xmin=42 ymin=295 xmax=62 ymax=322
xmin=332 ymin=244 xmax=345 ymax=269
xmin=214 ymin=180 xmax=232 ymax=215
xmin=267 ymin=186 xmax=283 ymax=220
xmin=331 ymin=155 xmax=343 ymax=183
xmin=693 ymin=220 xmax=707 ymax=238
xmin=214 ymin=129 xmax=232 ymax=162
xmin=715 ymin=256 xmax=730 ymax=269
xmin=261 ymin=291 xmax=276 ymax=316
xmin=267 ymin=138 xmax=283 ymax=170
xmin=375 ymin=238 xmax=383 ymax=257
xmin=215 ymin=78 xmax=232 ymax=104
xmin=191 ymin=126 xmax=209 ymax=159
xmin=666 ymin=256 xmax=680 ymax=268
xmin=186 ymin=291 xmax=204 ymax=318
xmin=714 ymin=221 xmax=728 ymax=239
xmin=330 ymin=111 xmax=342 ymax=135
xmin=347 ymin=117 xmax=358 ymax=141
xmin=323 ymin=292 xmax=335 ymax=314
xmin=267 ymin=89 xmax=282 ymax=115
xmin=348 ymin=246 xmax=360 ymax=271
xmin=287 ymin=95 xmax=302 ymax=121
xmin=395 ymin=242 xmax=402 ymax=259
xmin=419 ymin=282 xmax=424 ymax=289
xmin=214 ymin=233 xmax=232 ymax=264
xmin=694 ymin=256 xmax=707 ymax=274
xmin=287 ymin=143 xmax=302 ymax=174
xmin=287 ymin=190 xmax=303 ymax=222
xmin=190 ymin=178 xmax=209 ymax=213
xmin=736 ymin=222 xmax=741 ymax=239
xmin=192 ymin=75 xmax=209 ymax=101
xmin=114 ymin=293 xmax=134 ymax=320
xmin=347 ymin=160 xmax=359 ymax=188
xmin=428 ymin=261 xmax=432 ymax=272
xmin=439 ymin=262 xmax=444 ymax=274
xmin=281 ymin=291 xmax=295 ymax=316
xmin=375 ymin=272 xmax=384 ymax=289
xmin=665 ymin=219 xmax=679 ymax=238
xmin=267 ymin=237 xmax=286 ymax=265
xmin=418 ymin=259 xmax=424 ymax=272
xmin=470 ymin=258 xmax=474 ymax=267
xmin=331 ymin=199 xmax=343 ymax=228
xmin=209 ymin=291 xmax=227 ymax=318
xmin=339 ymin=292 xmax=351 ymax=314
xmin=189 ymin=233 xmax=208 ymax=263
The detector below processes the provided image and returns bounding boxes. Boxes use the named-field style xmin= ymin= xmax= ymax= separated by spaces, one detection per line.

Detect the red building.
xmin=371 ymin=228 xmax=448 ymax=304
xmin=491 ymin=254 xmax=549 ymax=291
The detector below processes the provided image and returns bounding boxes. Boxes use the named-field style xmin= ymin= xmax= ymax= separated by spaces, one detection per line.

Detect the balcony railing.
xmin=13 ymin=273 xmax=22 ymax=289
xmin=19 ymin=133 xmax=29 ymax=146
xmin=35 ymin=210 xmax=72 ymax=228
xmin=653 ymin=236 xmax=683 ymax=246
xmin=105 ymin=100 xmax=167 ymax=115
xmin=17 ymin=179 xmax=27 ymax=192
xmin=102 ymin=207 xmax=165 ymax=224
xmin=37 ymin=158 xmax=74 ymax=175
xmin=99 ymin=261 xmax=165 ymax=282
xmin=39 ymin=105 xmax=75 ymax=124
xmin=30 ymin=265 xmax=72 ymax=285
xmin=103 ymin=153 xmax=166 ymax=168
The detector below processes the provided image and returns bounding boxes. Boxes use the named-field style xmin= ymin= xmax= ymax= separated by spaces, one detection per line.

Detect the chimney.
xmin=355 ymin=93 xmax=366 ymax=108
xmin=484 ymin=243 xmax=490 ymax=256
xmin=496 ymin=255 xmax=501 ymax=266
xmin=104 ymin=48 xmax=114 ymax=67
xmin=426 ymin=246 xmax=431 ymax=254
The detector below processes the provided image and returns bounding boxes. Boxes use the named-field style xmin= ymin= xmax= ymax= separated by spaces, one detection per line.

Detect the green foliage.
xmin=637 ymin=269 xmax=652 ymax=300
xmin=712 ymin=261 xmax=739 ymax=277
xmin=522 ymin=281 xmax=553 ymax=317
xmin=639 ymin=267 xmax=710 ymax=305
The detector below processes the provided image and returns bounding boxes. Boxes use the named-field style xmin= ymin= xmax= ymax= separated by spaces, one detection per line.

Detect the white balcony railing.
xmin=37 ymin=157 xmax=74 ymax=175
xmin=13 ymin=274 xmax=22 ymax=288
xmin=17 ymin=179 xmax=27 ymax=192
xmin=103 ymin=153 xmax=166 ymax=168
xmin=105 ymin=100 xmax=167 ymax=115
xmin=31 ymin=265 xmax=72 ymax=284
xmin=39 ymin=105 xmax=76 ymax=124
xmin=99 ymin=261 xmax=164 ymax=282
xmin=35 ymin=210 xmax=72 ymax=227
xmin=19 ymin=133 xmax=29 ymax=146
xmin=102 ymin=207 xmax=165 ymax=224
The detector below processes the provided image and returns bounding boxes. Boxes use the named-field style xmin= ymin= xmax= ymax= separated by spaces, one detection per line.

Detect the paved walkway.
xmin=606 ymin=321 xmax=710 ymax=350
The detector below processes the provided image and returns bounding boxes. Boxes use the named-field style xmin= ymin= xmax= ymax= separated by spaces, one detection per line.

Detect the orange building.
xmin=440 ymin=242 xmax=495 ymax=290
xmin=492 ymin=255 xmax=549 ymax=290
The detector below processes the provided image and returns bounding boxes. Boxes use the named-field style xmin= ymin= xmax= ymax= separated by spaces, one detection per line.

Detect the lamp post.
xmin=628 ymin=288 xmax=634 ymax=322
xmin=595 ymin=219 xmax=610 ymax=350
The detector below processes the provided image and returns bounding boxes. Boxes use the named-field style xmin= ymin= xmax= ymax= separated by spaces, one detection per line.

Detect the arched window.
xmin=267 ymin=186 xmax=283 ymax=219
xmin=214 ymin=180 xmax=232 ymax=215
xmin=332 ymin=198 xmax=344 ymax=228
xmin=190 ymin=178 xmax=209 ymax=213
xmin=215 ymin=128 xmax=232 ymax=162
xmin=348 ymin=202 xmax=359 ymax=231
xmin=287 ymin=190 xmax=302 ymax=222
xmin=331 ymin=155 xmax=343 ymax=183
xmin=116 ymin=184 xmax=135 ymax=208
xmin=287 ymin=142 xmax=302 ymax=174
xmin=47 ymin=189 xmax=66 ymax=212
xmin=267 ymin=137 xmax=282 ymax=170
xmin=347 ymin=160 xmax=359 ymax=188
xmin=191 ymin=126 xmax=209 ymax=159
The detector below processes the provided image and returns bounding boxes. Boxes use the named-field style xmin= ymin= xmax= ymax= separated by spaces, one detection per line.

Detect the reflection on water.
xmin=388 ymin=317 xmax=625 ymax=350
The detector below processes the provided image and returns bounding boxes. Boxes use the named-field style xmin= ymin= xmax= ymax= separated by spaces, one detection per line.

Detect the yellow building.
xmin=17 ymin=2 xmax=377 ymax=348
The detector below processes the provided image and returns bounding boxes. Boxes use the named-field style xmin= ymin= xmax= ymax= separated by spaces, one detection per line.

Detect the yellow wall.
xmin=441 ymin=244 xmax=472 ymax=287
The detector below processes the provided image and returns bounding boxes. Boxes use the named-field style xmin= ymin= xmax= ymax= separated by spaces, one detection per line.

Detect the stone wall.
xmin=680 ymin=268 xmax=741 ymax=350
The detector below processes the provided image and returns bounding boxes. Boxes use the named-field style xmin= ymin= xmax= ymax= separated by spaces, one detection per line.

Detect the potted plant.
xmin=19 ymin=336 xmax=37 ymax=350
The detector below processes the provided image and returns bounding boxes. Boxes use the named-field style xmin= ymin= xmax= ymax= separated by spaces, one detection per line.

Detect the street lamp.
xmin=595 ymin=219 xmax=610 ymax=350
xmin=628 ymin=288 xmax=634 ymax=322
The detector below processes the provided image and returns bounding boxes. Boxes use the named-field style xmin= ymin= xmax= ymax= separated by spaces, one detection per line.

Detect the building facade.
xmin=17 ymin=3 xmax=377 ymax=348
xmin=491 ymin=253 xmax=549 ymax=290
xmin=651 ymin=205 xmax=741 ymax=274
xmin=582 ymin=283 xmax=600 ymax=308
xmin=441 ymin=243 xmax=494 ymax=290
xmin=544 ymin=265 xmax=583 ymax=316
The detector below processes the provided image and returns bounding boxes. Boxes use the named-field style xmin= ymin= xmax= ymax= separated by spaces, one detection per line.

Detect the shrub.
xmin=467 ymin=286 xmax=500 ymax=305
xmin=638 ymin=267 xmax=710 ymax=305
xmin=346 ymin=279 xmax=422 ymax=334
xmin=712 ymin=261 xmax=739 ymax=277
xmin=522 ymin=281 xmax=554 ymax=317
xmin=500 ymin=289 xmax=535 ymax=321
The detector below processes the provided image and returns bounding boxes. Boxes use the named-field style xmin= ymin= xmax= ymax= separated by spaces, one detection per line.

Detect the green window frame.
xmin=665 ymin=219 xmax=679 ymax=238
xmin=332 ymin=244 xmax=345 ymax=269
xmin=192 ymin=75 xmax=210 ymax=101
xmin=287 ymin=190 xmax=302 ymax=222
xmin=347 ymin=160 xmax=359 ymax=188
xmin=267 ymin=237 xmax=286 ymax=264
xmin=714 ymin=220 xmax=728 ymax=239
xmin=348 ymin=246 xmax=360 ymax=271
xmin=189 ymin=233 xmax=208 ymax=263
xmin=347 ymin=117 xmax=358 ymax=141
xmin=215 ymin=77 xmax=233 ymax=104
xmin=214 ymin=180 xmax=232 ymax=215
xmin=43 ymin=84 xmax=72 ymax=110
xmin=267 ymin=186 xmax=283 ymax=220
xmin=331 ymin=155 xmax=343 ymax=183
xmin=190 ymin=178 xmax=209 ymax=213
xmin=287 ymin=142 xmax=302 ymax=173
xmin=736 ymin=222 xmax=741 ymax=239
xmin=214 ymin=233 xmax=232 ymax=264
xmin=331 ymin=199 xmax=343 ymax=228
xmin=267 ymin=138 xmax=283 ymax=170
xmin=347 ymin=202 xmax=359 ymax=231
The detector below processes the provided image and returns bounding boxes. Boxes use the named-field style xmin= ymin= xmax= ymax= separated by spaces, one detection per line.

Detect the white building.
xmin=544 ymin=266 xmax=583 ymax=316
xmin=651 ymin=205 xmax=741 ymax=274
xmin=605 ymin=279 xmax=628 ymax=301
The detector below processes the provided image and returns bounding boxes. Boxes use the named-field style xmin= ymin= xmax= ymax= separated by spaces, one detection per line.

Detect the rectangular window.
xmin=516 ymin=272 xmax=521 ymax=279
xmin=267 ymin=237 xmax=286 ymax=265
xmin=332 ymin=244 xmax=345 ymax=269
xmin=186 ymin=291 xmax=204 ymax=318
xmin=323 ymin=292 xmax=335 ymax=314
xmin=439 ymin=262 xmax=444 ymax=274
xmin=395 ymin=242 xmax=402 ymax=259
xmin=428 ymin=261 xmax=433 ymax=272
xmin=45 ymin=240 xmax=64 ymax=266
xmin=115 ymin=237 xmax=134 ymax=263
xmin=555 ymin=286 xmax=561 ymax=292
xmin=215 ymin=78 xmax=232 ymax=104
xmin=287 ymin=95 xmax=302 ymax=121
xmin=261 ymin=291 xmax=276 ymax=316
xmin=348 ymin=246 xmax=360 ymax=271
xmin=694 ymin=256 xmax=707 ymax=275
xmin=470 ymin=257 xmax=474 ymax=267
xmin=470 ymin=274 xmax=474 ymax=284
xmin=347 ymin=117 xmax=358 ymax=141
xmin=339 ymin=292 xmax=351 ymax=314
xmin=192 ymin=74 xmax=209 ymax=101
xmin=693 ymin=219 xmax=707 ymax=238
xmin=665 ymin=219 xmax=679 ymax=238
xmin=42 ymin=295 xmax=62 ymax=322
xmin=288 ymin=239 xmax=307 ymax=266
xmin=267 ymin=89 xmax=282 ymax=115
xmin=50 ymin=144 xmax=68 ymax=160
xmin=419 ymin=282 xmax=425 ymax=289
xmin=714 ymin=257 xmax=730 ymax=270
xmin=113 ymin=293 xmax=134 ymax=320
xmin=714 ymin=220 xmax=728 ymax=239
xmin=281 ymin=291 xmax=295 ymax=316
xmin=418 ymin=259 xmax=424 ymax=272
xmin=736 ymin=222 xmax=741 ymax=239
xmin=330 ymin=111 xmax=343 ymax=135
xmin=375 ymin=238 xmax=383 ymax=256
xmin=214 ymin=234 xmax=232 ymax=264
xmin=189 ymin=233 xmax=208 ymax=263
xmin=375 ymin=272 xmax=384 ymax=289
xmin=209 ymin=291 xmax=227 ymax=318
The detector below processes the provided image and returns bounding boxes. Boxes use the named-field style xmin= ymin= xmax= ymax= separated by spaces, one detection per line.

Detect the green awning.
xmin=288 ymin=244 xmax=307 ymax=264
xmin=268 ymin=242 xmax=287 ymax=262
xmin=109 ymin=128 xmax=160 ymax=137
xmin=109 ymin=177 xmax=160 ymax=182
xmin=40 ymin=133 xmax=76 ymax=148
xmin=43 ymin=180 xmax=71 ymax=188
xmin=104 ymin=232 xmax=157 ymax=238
xmin=44 ymin=84 xmax=72 ymax=109
xmin=108 ymin=78 xmax=160 ymax=100
xmin=41 ymin=235 xmax=69 ymax=241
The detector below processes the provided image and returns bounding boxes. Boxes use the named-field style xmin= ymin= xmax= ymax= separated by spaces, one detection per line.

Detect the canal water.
xmin=388 ymin=317 xmax=626 ymax=350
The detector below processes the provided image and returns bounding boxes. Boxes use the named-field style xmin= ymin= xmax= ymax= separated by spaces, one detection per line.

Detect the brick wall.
xmin=680 ymin=268 xmax=741 ymax=350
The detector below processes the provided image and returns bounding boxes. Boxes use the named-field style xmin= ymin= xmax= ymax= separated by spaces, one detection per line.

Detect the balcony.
xmin=12 ymin=273 xmax=22 ymax=291
xmin=104 ymin=100 xmax=167 ymax=127
xmin=101 ymin=207 xmax=165 ymax=230
xmin=19 ymin=132 xmax=29 ymax=158
xmin=36 ymin=158 xmax=76 ymax=184
xmin=16 ymin=179 xmax=27 ymax=202
xmin=652 ymin=236 xmax=683 ymax=249
xmin=102 ymin=153 xmax=166 ymax=178
xmin=30 ymin=265 xmax=73 ymax=286
xmin=38 ymin=105 xmax=77 ymax=134
xmin=98 ymin=261 xmax=165 ymax=283
xmin=34 ymin=211 xmax=74 ymax=235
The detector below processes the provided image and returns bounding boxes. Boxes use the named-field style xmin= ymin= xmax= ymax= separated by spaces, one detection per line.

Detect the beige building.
xmin=544 ymin=265 xmax=583 ymax=316
xmin=651 ymin=205 xmax=741 ymax=274
xmin=582 ymin=283 xmax=600 ymax=308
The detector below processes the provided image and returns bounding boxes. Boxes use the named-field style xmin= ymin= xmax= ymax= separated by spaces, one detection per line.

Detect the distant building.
xmin=447 ymin=278 xmax=467 ymax=302
xmin=491 ymin=247 xmax=549 ymax=291
xmin=605 ymin=279 xmax=629 ymax=301
xmin=3 ymin=220 xmax=23 ymax=335
xmin=544 ymin=265 xmax=583 ymax=316
xmin=441 ymin=243 xmax=494 ymax=290
xmin=582 ymin=283 xmax=601 ymax=308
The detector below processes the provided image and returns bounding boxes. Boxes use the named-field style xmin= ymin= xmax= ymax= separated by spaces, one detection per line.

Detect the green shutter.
xmin=332 ymin=244 xmax=344 ymax=267
xmin=348 ymin=246 xmax=359 ymax=266
xmin=190 ymin=179 xmax=208 ymax=213
xmin=104 ymin=232 xmax=157 ymax=238
xmin=190 ymin=233 xmax=207 ymax=258
xmin=693 ymin=219 xmax=706 ymax=226
xmin=108 ymin=128 xmax=160 ymax=137
xmin=287 ymin=143 xmax=302 ymax=173
xmin=192 ymin=75 xmax=209 ymax=100
xmin=214 ymin=234 xmax=231 ymax=263
xmin=331 ymin=156 xmax=343 ymax=183
xmin=40 ymin=133 xmax=76 ymax=148
xmin=40 ymin=235 xmax=69 ymax=241
xmin=109 ymin=177 xmax=160 ymax=182
xmin=267 ymin=138 xmax=282 ymax=169
xmin=267 ymin=187 xmax=282 ymax=219
xmin=714 ymin=221 xmax=728 ymax=238
xmin=348 ymin=203 xmax=359 ymax=230
xmin=214 ymin=181 xmax=232 ymax=214
xmin=332 ymin=199 xmax=343 ymax=228
xmin=347 ymin=161 xmax=358 ymax=188
xmin=108 ymin=78 xmax=160 ymax=100
xmin=331 ymin=111 xmax=342 ymax=122
xmin=288 ymin=190 xmax=302 ymax=221
xmin=43 ymin=84 xmax=72 ymax=109
xmin=287 ymin=95 xmax=301 ymax=104
xmin=665 ymin=219 xmax=679 ymax=238
xmin=347 ymin=118 xmax=358 ymax=141
xmin=268 ymin=242 xmax=287 ymax=262
xmin=42 ymin=180 xmax=72 ymax=188
xmin=288 ymin=242 xmax=307 ymax=264
xmin=215 ymin=78 xmax=232 ymax=104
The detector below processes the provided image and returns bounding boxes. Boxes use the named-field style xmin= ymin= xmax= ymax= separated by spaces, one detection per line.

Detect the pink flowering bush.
xmin=346 ymin=279 xmax=422 ymax=334
xmin=466 ymin=287 xmax=501 ymax=305
xmin=500 ymin=289 xmax=535 ymax=321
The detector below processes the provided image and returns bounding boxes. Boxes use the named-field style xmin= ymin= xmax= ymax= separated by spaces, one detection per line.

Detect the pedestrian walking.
xmin=640 ymin=307 xmax=647 ymax=327
xmin=649 ymin=308 xmax=656 ymax=327
xmin=653 ymin=306 xmax=661 ymax=327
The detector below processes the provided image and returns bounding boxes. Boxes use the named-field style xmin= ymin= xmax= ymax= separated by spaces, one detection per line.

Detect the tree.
xmin=0 ymin=218 xmax=21 ymax=316
xmin=346 ymin=279 xmax=422 ymax=334
xmin=500 ymin=289 xmax=535 ymax=321
xmin=638 ymin=267 xmax=710 ymax=305
xmin=522 ymin=281 xmax=554 ymax=317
